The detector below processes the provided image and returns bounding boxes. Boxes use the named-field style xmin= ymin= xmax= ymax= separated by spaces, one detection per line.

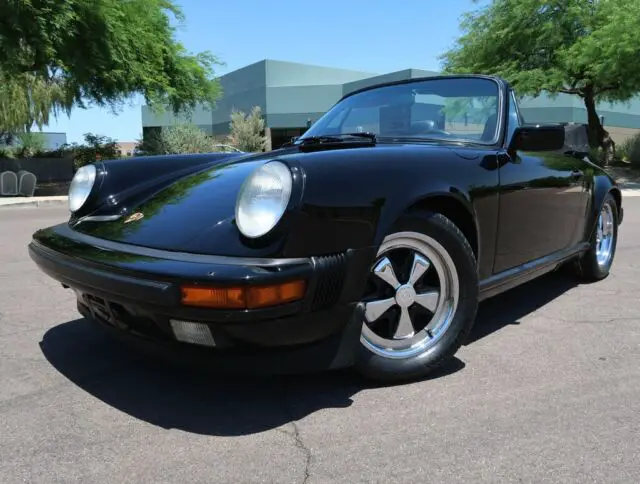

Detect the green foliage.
xmin=588 ymin=147 xmax=606 ymax=166
xmin=136 ymin=124 xmax=223 ymax=155
xmin=440 ymin=96 xmax=497 ymax=124
xmin=159 ymin=124 xmax=218 ymax=154
xmin=135 ymin=130 xmax=164 ymax=156
xmin=0 ymin=147 xmax=16 ymax=159
xmin=0 ymin=0 xmax=222 ymax=133
xmin=618 ymin=133 xmax=640 ymax=168
xmin=227 ymin=106 xmax=268 ymax=152
xmin=440 ymin=0 xmax=640 ymax=165
xmin=0 ymin=131 xmax=48 ymax=158
xmin=14 ymin=132 xmax=46 ymax=158
xmin=69 ymin=133 xmax=120 ymax=168
xmin=0 ymin=72 xmax=74 ymax=133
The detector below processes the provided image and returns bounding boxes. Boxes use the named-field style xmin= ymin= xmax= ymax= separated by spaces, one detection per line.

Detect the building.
xmin=141 ymin=59 xmax=640 ymax=149
xmin=116 ymin=141 xmax=139 ymax=157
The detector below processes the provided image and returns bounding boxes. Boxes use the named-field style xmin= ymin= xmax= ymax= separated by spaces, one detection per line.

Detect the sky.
xmin=43 ymin=0 xmax=487 ymax=144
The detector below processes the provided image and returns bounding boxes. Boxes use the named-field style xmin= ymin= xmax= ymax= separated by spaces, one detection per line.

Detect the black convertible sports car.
xmin=29 ymin=75 xmax=623 ymax=382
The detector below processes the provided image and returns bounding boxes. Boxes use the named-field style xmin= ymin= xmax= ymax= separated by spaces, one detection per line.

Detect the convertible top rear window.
xmin=300 ymin=77 xmax=501 ymax=145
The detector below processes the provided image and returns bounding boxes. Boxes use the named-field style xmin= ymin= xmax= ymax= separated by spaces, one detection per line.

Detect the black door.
xmin=492 ymin=90 xmax=589 ymax=274
xmin=493 ymin=150 xmax=589 ymax=273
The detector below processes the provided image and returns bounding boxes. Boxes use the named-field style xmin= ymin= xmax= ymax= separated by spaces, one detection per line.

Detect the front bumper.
xmin=28 ymin=223 xmax=375 ymax=374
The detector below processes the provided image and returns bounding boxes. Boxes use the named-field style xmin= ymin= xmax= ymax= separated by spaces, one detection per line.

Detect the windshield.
xmin=299 ymin=77 xmax=501 ymax=145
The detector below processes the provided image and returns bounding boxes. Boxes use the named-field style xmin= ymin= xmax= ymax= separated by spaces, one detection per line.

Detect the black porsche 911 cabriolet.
xmin=29 ymin=74 xmax=623 ymax=382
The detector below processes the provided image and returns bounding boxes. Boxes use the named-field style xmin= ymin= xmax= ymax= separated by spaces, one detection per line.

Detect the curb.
xmin=621 ymin=189 xmax=640 ymax=197
xmin=0 ymin=198 xmax=68 ymax=209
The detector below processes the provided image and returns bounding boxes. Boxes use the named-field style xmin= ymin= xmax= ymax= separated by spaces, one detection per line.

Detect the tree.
xmin=0 ymin=0 xmax=222 ymax=133
xmin=227 ymin=106 xmax=268 ymax=152
xmin=70 ymin=133 xmax=120 ymax=168
xmin=0 ymin=72 xmax=73 ymax=135
xmin=440 ymin=0 xmax=640 ymax=165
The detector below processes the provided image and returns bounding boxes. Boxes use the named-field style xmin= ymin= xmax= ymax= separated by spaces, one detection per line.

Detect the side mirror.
xmin=509 ymin=125 xmax=565 ymax=153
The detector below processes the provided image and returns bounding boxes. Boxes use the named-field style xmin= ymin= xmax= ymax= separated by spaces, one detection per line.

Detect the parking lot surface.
xmin=1 ymin=203 xmax=639 ymax=483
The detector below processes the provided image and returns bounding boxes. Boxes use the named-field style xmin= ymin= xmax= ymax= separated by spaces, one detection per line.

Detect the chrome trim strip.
xmin=71 ymin=214 xmax=122 ymax=228
xmin=76 ymin=214 xmax=122 ymax=223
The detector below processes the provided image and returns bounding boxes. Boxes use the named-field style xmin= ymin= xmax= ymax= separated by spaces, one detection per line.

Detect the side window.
xmin=506 ymin=90 xmax=521 ymax=142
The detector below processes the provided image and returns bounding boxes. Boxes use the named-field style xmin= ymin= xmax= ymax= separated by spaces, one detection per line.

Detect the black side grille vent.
xmin=310 ymin=253 xmax=348 ymax=311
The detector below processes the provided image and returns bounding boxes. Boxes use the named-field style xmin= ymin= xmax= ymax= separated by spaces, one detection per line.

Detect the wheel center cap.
xmin=395 ymin=284 xmax=416 ymax=308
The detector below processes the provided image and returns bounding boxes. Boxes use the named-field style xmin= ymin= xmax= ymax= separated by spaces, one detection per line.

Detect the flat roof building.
xmin=141 ymin=59 xmax=640 ymax=149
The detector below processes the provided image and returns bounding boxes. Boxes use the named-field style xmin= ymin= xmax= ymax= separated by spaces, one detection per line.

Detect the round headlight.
xmin=68 ymin=164 xmax=97 ymax=212
xmin=235 ymin=161 xmax=293 ymax=238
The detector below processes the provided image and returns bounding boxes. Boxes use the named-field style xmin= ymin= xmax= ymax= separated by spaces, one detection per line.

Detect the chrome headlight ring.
xmin=68 ymin=164 xmax=98 ymax=212
xmin=235 ymin=161 xmax=294 ymax=239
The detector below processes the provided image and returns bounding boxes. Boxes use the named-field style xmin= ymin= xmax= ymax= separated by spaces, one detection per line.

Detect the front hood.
xmin=73 ymin=158 xmax=278 ymax=256
xmin=72 ymin=142 xmax=470 ymax=256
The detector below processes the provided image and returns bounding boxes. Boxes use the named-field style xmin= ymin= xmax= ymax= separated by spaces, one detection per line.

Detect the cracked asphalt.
xmin=1 ymin=202 xmax=639 ymax=484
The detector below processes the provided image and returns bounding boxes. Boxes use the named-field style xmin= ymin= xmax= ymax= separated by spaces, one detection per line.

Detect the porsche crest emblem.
xmin=123 ymin=212 xmax=144 ymax=224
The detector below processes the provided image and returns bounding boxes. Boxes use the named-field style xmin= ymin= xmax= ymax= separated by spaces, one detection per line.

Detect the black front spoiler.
xmin=79 ymin=301 xmax=364 ymax=376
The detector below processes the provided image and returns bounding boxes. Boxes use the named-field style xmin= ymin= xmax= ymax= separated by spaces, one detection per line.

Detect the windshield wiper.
xmin=298 ymin=132 xmax=377 ymax=145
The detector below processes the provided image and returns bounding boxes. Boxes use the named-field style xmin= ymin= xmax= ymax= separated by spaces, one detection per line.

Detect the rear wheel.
xmin=354 ymin=212 xmax=479 ymax=382
xmin=574 ymin=193 xmax=618 ymax=281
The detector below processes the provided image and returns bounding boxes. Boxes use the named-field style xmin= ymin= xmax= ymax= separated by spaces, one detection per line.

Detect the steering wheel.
xmin=409 ymin=121 xmax=453 ymax=137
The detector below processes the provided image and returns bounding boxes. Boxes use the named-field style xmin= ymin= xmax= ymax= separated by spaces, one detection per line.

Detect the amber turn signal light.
xmin=181 ymin=280 xmax=306 ymax=309
xmin=181 ymin=286 xmax=245 ymax=309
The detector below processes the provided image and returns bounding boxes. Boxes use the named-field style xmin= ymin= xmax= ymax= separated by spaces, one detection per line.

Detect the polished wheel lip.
xmin=360 ymin=231 xmax=460 ymax=360
xmin=595 ymin=202 xmax=615 ymax=267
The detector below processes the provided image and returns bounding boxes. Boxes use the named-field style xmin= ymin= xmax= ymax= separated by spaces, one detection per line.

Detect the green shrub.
xmin=618 ymin=133 xmax=640 ymax=168
xmin=159 ymin=124 xmax=218 ymax=154
xmin=14 ymin=132 xmax=46 ymax=157
xmin=588 ymin=147 xmax=605 ymax=166
xmin=136 ymin=124 xmax=222 ymax=155
xmin=227 ymin=106 xmax=268 ymax=152
xmin=0 ymin=147 xmax=15 ymax=159
xmin=0 ymin=132 xmax=46 ymax=158
xmin=71 ymin=133 xmax=120 ymax=168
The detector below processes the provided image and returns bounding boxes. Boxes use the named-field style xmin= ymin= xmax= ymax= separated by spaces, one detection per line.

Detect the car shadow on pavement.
xmin=466 ymin=269 xmax=578 ymax=345
xmin=39 ymin=317 xmax=463 ymax=436
xmin=38 ymin=270 xmax=576 ymax=437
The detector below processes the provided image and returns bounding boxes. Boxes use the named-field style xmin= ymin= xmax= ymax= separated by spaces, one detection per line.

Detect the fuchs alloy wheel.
xmin=354 ymin=212 xmax=479 ymax=382
xmin=575 ymin=193 xmax=618 ymax=281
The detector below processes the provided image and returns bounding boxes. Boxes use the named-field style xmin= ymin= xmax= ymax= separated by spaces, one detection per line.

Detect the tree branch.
xmin=558 ymin=88 xmax=581 ymax=95
xmin=595 ymin=83 xmax=623 ymax=95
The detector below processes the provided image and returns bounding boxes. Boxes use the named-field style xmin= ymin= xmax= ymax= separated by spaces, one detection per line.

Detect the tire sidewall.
xmin=581 ymin=193 xmax=618 ymax=279
xmin=354 ymin=212 xmax=479 ymax=381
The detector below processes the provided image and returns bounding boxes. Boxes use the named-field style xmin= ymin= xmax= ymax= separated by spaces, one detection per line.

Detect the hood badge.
xmin=124 ymin=212 xmax=144 ymax=224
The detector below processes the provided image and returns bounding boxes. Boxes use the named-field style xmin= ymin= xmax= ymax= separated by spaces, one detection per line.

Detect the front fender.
xmin=279 ymin=146 xmax=499 ymax=265
xmin=379 ymin=187 xmax=476 ymax=242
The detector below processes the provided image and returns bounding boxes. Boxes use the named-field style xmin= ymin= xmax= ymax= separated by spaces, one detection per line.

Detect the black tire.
xmin=354 ymin=212 xmax=479 ymax=383
xmin=574 ymin=193 xmax=618 ymax=281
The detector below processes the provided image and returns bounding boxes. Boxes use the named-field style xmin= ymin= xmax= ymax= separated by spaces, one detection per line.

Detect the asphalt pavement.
xmin=1 ymin=203 xmax=639 ymax=483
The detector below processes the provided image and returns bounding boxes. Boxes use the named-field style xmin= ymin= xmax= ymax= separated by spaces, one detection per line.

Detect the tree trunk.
xmin=583 ymin=90 xmax=615 ymax=166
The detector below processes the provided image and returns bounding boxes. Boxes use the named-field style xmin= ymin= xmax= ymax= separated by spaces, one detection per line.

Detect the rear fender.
xmin=584 ymin=174 xmax=620 ymax=242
